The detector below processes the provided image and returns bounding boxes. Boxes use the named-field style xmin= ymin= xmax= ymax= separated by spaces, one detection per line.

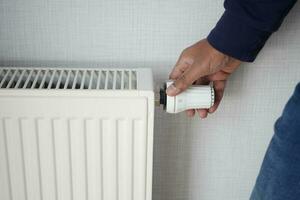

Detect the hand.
xmin=167 ymin=39 xmax=241 ymax=118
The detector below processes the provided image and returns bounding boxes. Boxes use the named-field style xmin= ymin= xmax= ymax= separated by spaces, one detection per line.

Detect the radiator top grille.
xmin=0 ymin=68 xmax=137 ymax=90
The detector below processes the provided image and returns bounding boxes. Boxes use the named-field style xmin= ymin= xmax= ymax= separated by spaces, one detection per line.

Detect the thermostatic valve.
xmin=158 ymin=81 xmax=215 ymax=113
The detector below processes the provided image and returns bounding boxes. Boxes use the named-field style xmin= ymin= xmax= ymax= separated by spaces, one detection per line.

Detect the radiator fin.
xmin=0 ymin=68 xmax=138 ymax=90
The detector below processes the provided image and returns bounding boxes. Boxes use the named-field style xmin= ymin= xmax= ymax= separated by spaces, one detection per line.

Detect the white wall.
xmin=1 ymin=0 xmax=300 ymax=199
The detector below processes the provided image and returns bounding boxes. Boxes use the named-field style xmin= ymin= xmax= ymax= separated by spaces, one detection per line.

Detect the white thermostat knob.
xmin=159 ymin=81 xmax=215 ymax=113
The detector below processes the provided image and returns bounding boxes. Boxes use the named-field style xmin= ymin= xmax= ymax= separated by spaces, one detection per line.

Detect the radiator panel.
xmin=0 ymin=116 xmax=150 ymax=200
xmin=0 ymin=68 xmax=154 ymax=200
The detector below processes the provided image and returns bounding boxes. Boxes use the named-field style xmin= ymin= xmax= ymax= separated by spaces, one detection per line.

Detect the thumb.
xmin=166 ymin=62 xmax=212 ymax=96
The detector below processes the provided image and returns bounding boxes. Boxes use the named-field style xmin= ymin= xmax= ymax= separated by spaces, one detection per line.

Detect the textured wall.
xmin=1 ymin=0 xmax=300 ymax=199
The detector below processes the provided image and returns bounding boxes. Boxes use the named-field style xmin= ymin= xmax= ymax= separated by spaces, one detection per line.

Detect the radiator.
xmin=0 ymin=67 xmax=154 ymax=200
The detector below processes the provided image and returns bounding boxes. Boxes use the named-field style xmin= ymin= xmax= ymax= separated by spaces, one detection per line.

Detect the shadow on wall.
xmin=153 ymin=108 xmax=194 ymax=200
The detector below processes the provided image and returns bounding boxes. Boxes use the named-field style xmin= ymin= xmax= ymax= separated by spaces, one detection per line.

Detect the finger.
xmin=166 ymin=63 xmax=211 ymax=96
xmin=169 ymin=61 xmax=190 ymax=80
xmin=169 ymin=55 xmax=192 ymax=80
xmin=186 ymin=109 xmax=195 ymax=117
xmin=197 ymin=109 xmax=208 ymax=119
xmin=209 ymin=80 xmax=226 ymax=113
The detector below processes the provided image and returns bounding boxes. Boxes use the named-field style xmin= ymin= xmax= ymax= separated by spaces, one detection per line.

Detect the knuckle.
xmin=180 ymin=48 xmax=191 ymax=59
xmin=175 ymin=75 xmax=190 ymax=90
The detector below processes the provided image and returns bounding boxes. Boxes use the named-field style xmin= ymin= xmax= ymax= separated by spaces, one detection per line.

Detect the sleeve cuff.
xmin=207 ymin=11 xmax=272 ymax=62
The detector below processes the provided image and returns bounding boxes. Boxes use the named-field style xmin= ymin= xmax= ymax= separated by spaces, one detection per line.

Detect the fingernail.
xmin=166 ymin=84 xmax=180 ymax=96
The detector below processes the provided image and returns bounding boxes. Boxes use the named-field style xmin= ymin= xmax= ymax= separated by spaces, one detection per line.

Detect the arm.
xmin=167 ymin=0 xmax=297 ymax=118
xmin=207 ymin=0 xmax=298 ymax=62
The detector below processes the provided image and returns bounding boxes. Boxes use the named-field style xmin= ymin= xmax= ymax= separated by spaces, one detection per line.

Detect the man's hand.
xmin=167 ymin=39 xmax=241 ymax=118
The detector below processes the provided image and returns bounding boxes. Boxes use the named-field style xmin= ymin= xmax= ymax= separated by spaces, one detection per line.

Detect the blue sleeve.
xmin=207 ymin=0 xmax=297 ymax=62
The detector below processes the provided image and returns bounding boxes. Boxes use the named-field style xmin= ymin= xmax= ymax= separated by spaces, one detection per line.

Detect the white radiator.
xmin=0 ymin=67 xmax=154 ymax=200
